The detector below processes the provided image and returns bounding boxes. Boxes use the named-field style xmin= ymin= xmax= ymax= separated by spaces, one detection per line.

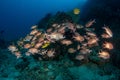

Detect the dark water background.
xmin=0 ymin=0 xmax=87 ymax=40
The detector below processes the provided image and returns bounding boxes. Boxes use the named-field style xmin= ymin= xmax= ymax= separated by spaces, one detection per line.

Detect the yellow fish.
xmin=31 ymin=42 xmax=35 ymax=47
xmin=73 ymin=8 xmax=80 ymax=15
xmin=41 ymin=42 xmax=50 ymax=48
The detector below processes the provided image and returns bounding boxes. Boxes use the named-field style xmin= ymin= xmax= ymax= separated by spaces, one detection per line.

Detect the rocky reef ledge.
xmin=1 ymin=11 xmax=120 ymax=80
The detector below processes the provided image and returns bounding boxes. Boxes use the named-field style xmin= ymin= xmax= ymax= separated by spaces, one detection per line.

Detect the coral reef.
xmin=8 ymin=12 xmax=114 ymax=66
xmin=0 ymin=10 xmax=119 ymax=80
xmin=1 ymin=48 xmax=120 ymax=80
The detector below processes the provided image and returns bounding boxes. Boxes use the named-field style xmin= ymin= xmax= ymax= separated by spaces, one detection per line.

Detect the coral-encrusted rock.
xmin=89 ymin=56 xmax=109 ymax=65
xmin=15 ymin=58 xmax=30 ymax=71
xmin=8 ymin=11 xmax=114 ymax=67
xmin=111 ymin=50 xmax=120 ymax=69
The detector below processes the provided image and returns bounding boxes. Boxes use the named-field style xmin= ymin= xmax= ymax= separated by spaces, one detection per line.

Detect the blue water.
xmin=0 ymin=0 xmax=87 ymax=40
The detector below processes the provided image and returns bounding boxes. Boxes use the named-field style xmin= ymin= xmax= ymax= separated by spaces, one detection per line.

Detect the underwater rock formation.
xmin=8 ymin=12 xmax=114 ymax=66
xmin=37 ymin=13 xmax=52 ymax=29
